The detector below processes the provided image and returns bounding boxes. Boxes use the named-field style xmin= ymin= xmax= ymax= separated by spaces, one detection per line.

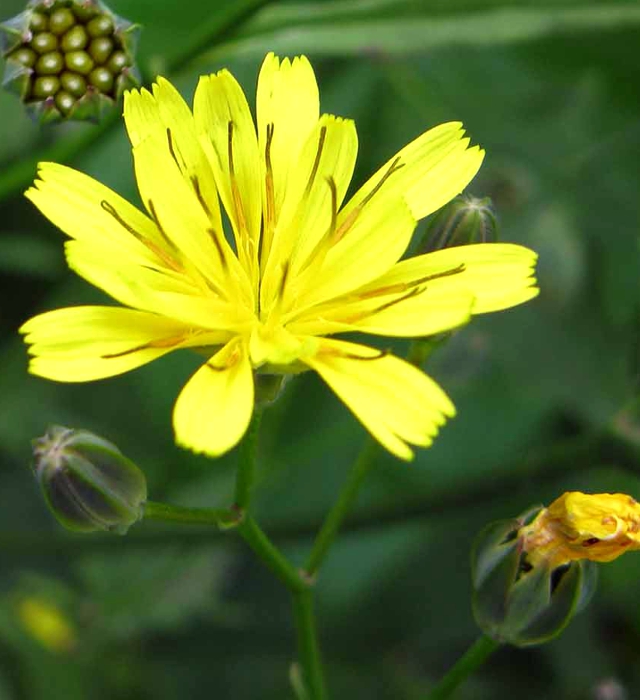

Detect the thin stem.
xmin=292 ymin=589 xmax=327 ymax=700
xmin=237 ymin=515 xmax=306 ymax=593
xmin=143 ymin=500 xmax=237 ymax=527
xmin=235 ymin=407 xmax=264 ymax=510
xmin=304 ymin=438 xmax=378 ymax=576
xmin=425 ymin=635 xmax=499 ymax=699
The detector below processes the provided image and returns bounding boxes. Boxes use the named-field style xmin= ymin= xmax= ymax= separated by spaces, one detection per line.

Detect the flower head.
xmin=519 ymin=491 xmax=640 ymax=567
xmin=21 ymin=53 xmax=538 ymax=459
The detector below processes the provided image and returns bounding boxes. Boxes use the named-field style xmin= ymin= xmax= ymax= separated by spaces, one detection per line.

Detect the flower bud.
xmin=0 ymin=0 xmax=140 ymax=124
xmin=32 ymin=425 xmax=147 ymax=534
xmin=419 ymin=195 xmax=499 ymax=253
xmin=471 ymin=506 xmax=597 ymax=646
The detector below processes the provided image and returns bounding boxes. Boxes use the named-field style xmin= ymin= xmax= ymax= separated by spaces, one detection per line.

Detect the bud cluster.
xmin=1 ymin=0 xmax=139 ymax=123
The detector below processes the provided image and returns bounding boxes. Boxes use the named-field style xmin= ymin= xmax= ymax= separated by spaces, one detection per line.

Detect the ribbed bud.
xmin=32 ymin=425 xmax=147 ymax=534
xmin=419 ymin=195 xmax=499 ymax=253
xmin=471 ymin=507 xmax=597 ymax=647
xmin=0 ymin=0 xmax=140 ymax=124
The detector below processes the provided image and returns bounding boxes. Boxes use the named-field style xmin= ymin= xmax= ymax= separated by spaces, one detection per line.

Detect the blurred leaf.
xmin=201 ymin=1 xmax=640 ymax=61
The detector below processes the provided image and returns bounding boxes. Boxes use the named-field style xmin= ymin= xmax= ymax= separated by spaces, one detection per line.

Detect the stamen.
xmin=191 ymin=174 xmax=214 ymax=221
xmin=146 ymin=199 xmax=174 ymax=248
xmin=101 ymin=199 xmax=182 ymax=271
xmin=102 ymin=334 xmax=188 ymax=359
xmin=166 ymin=127 xmax=182 ymax=171
xmin=264 ymin=122 xmax=276 ymax=233
xmin=357 ymin=264 xmax=466 ymax=301
xmin=100 ymin=200 xmax=144 ymax=242
xmin=276 ymin=260 xmax=290 ymax=301
xmin=227 ymin=120 xmax=249 ymax=242
xmin=340 ymin=349 xmax=388 ymax=361
xmin=304 ymin=126 xmax=327 ymax=196
xmin=207 ymin=228 xmax=228 ymax=271
xmin=333 ymin=156 xmax=404 ymax=243
xmin=227 ymin=120 xmax=236 ymax=177
xmin=409 ymin=263 xmax=466 ymax=287
xmin=326 ymin=176 xmax=338 ymax=241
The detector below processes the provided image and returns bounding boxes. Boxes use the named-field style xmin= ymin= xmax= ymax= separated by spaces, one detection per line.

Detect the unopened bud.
xmin=471 ymin=506 xmax=597 ymax=646
xmin=419 ymin=195 xmax=498 ymax=253
xmin=32 ymin=425 xmax=147 ymax=534
xmin=1 ymin=0 xmax=140 ymax=123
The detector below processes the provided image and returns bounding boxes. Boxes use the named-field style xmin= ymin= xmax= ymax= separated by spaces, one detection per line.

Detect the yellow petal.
xmin=20 ymin=306 xmax=196 ymax=381
xmin=173 ymin=338 xmax=254 ymax=456
xmin=288 ymin=284 xmax=473 ymax=338
xmin=363 ymin=243 xmax=539 ymax=314
xmin=339 ymin=122 xmax=483 ymax=226
xmin=193 ymin=70 xmax=262 ymax=279
xmin=25 ymin=162 xmax=164 ymax=263
xmin=125 ymin=81 xmax=224 ymax=234
xmin=257 ymin=53 xmax=319 ymax=260
xmin=130 ymin=131 xmax=251 ymax=306
xmin=294 ymin=192 xmax=416 ymax=309
xmin=65 ymin=240 xmax=198 ymax=312
xmin=260 ymin=115 xmax=358 ymax=313
xmin=302 ymin=339 xmax=454 ymax=460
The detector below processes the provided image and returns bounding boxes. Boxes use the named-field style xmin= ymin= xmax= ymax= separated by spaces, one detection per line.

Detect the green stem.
xmin=292 ymin=589 xmax=327 ymax=700
xmin=425 ymin=635 xmax=499 ymax=700
xmin=304 ymin=438 xmax=378 ymax=576
xmin=143 ymin=500 xmax=237 ymax=527
xmin=303 ymin=337 xmax=449 ymax=577
xmin=237 ymin=515 xmax=305 ymax=592
xmin=234 ymin=408 xmax=263 ymax=510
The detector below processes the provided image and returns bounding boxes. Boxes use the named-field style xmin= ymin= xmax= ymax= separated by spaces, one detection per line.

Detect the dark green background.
xmin=1 ymin=0 xmax=640 ymax=698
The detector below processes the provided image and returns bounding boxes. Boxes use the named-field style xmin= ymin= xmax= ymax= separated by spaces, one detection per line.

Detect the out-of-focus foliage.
xmin=1 ymin=0 xmax=640 ymax=698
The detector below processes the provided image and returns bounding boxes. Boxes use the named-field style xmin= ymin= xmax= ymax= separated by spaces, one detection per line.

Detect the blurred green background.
xmin=1 ymin=0 xmax=640 ymax=698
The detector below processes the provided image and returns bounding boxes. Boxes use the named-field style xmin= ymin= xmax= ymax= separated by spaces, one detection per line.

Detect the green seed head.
xmin=1 ymin=0 xmax=141 ymax=123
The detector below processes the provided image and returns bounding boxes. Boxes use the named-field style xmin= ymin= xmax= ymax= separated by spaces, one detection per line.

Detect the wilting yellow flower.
xmin=16 ymin=597 xmax=76 ymax=652
xmin=20 ymin=53 xmax=538 ymax=459
xmin=520 ymin=492 xmax=640 ymax=568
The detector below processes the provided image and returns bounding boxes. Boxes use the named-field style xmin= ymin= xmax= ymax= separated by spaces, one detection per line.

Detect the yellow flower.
xmin=20 ymin=53 xmax=538 ymax=460
xmin=16 ymin=597 xmax=76 ymax=653
xmin=520 ymin=492 xmax=640 ymax=568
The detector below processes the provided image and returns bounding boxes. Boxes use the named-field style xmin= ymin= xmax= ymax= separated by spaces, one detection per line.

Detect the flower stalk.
xmin=425 ymin=635 xmax=499 ymax=700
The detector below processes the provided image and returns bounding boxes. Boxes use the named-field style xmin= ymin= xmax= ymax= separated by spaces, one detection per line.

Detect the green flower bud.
xmin=32 ymin=425 xmax=147 ymax=534
xmin=471 ymin=509 xmax=597 ymax=647
xmin=419 ymin=195 xmax=499 ymax=254
xmin=0 ymin=0 xmax=141 ymax=124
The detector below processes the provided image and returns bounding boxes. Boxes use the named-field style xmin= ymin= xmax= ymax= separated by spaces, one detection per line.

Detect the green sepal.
xmin=0 ymin=11 xmax=31 ymax=54
xmin=1 ymin=58 xmax=32 ymax=99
